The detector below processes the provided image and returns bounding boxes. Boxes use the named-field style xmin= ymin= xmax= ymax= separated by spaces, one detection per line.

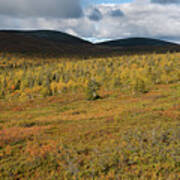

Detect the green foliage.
xmin=85 ymin=79 xmax=101 ymax=100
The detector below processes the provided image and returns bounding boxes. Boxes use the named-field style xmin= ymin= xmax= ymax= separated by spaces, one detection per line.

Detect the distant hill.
xmin=0 ymin=30 xmax=180 ymax=58
xmin=96 ymin=37 xmax=180 ymax=55
xmin=96 ymin=37 xmax=178 ymax=47
xmin=0 ymin=30 xmax=94 ymax=57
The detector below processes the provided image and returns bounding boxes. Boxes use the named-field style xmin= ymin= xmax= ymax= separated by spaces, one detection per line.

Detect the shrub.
xmin=132 ymin=78 xmax=150 ymax=94
xmin=85 ymin=79 xmax=101 ymax=100
xmin=41 ymin=86 xmax=52 ymax=97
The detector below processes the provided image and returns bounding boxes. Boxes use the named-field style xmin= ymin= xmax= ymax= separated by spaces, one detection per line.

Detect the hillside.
xmin=0 ymin=30 xmax=94 ymax=57
xmin=97 ymin=37 xmax=178 ymax=47
xmin=0 ymin=30 xmax=180 ymax=58
xmin=96 ymin=37 xmax=180 ymax=55
xmin=0 ymin=53 xmax=180 ymax=179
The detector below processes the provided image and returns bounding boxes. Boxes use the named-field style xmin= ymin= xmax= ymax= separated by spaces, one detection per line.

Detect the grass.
xmin=0 ymin=83 xmax=179 ymax=179
xmin=0 ymin=52 xmax=180 ymax=179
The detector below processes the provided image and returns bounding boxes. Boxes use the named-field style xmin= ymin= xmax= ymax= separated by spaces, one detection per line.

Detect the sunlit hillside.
xmin=0 ymin=52 xmax=179 ymax=179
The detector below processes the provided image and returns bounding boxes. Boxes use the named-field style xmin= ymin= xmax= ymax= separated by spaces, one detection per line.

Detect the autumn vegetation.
xmin=0 ymin=52 xmax=179 ymax=179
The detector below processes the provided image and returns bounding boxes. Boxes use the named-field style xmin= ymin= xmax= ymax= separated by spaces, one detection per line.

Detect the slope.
xmin=97 ymin=37 xmax=178 ymax=47
xmin=0 ymin=30 xmax=94 ymax=57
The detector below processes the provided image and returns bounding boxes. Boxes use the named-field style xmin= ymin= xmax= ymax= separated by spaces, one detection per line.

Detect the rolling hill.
xmin=0 ymin=30 xmax=94 ymax=57
xmin=97 ymin=37 xmax=180 ymax=55
xmin=0 ymin=30 xmax=180 ymax=58
xmin=97 ymin=37 xmax=178 ymax=47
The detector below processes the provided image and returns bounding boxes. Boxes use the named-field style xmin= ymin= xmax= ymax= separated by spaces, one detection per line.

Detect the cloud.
xmin=151 ymin=0 xmax=180 ymax=4
xmin=0 ymin=0 xmax=83 ymax=18
xmin=109 ymin=9 xmax=124 ymax=17
xmin=0 ymin=0 xmax=180 ymax=44
xmin=88 ymin=8 xmax=103 ymax=21
xmin=89 ymin=1 xmax=180 ymax=42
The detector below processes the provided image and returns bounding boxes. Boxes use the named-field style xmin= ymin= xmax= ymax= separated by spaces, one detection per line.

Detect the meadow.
xmin=0 ymin=52 xmax=180 ymax=179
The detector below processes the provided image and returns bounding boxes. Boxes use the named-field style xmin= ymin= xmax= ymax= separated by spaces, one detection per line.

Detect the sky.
xmin=0 ymin=0 xmax=180 ymax=43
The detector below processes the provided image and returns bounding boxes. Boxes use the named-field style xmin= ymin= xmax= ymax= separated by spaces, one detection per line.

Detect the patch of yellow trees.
xmin=0 ymin=53 xmax=180 ymax=100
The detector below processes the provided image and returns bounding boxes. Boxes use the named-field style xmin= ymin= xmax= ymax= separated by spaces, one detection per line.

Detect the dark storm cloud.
xmin=109 ymin=9 xmax=124 ymax=17
xmin=88 ymin=8 xmax=103 ymax=21
xmin=151 ymin=0 xmax=180 ymax=4
xmin=0 ymin=0 xmax=83 ymax=18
